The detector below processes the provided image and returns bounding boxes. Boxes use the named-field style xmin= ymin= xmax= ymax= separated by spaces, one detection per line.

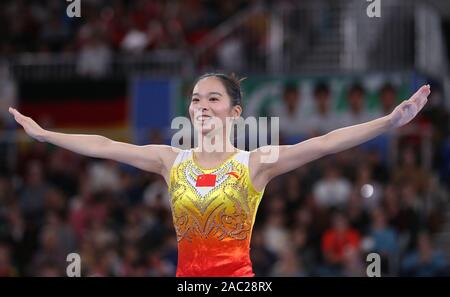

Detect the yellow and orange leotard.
xmin=168 ymin=149 xmax=265 ymax=277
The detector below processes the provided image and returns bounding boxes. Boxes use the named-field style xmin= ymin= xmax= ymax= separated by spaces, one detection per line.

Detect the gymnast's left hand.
xmin=389 ymin=84 xmax=430 ymax=128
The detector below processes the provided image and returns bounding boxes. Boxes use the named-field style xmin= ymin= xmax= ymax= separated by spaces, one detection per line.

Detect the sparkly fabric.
xmin=168 ymin=150 xmax=264 ymax=277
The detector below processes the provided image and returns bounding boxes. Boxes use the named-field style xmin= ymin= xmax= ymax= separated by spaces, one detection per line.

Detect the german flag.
xmin=18 ymin=78 xmax=129 ymax=132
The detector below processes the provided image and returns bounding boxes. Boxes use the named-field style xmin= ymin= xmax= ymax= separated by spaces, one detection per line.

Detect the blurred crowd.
xmin=0 ymin=0 xmax=330 ymax=76
xmin=267 ymin=80 xmax=450 ymax=174
xmin=0 ymin=0 xmax=250 ymax=55
xmin=0 ymin=0 xmax=449 ymax=278
xmin=1 ymin=80 xmax=450 ymax=277
xmin=0 ymin=0 xmax=256 ymax=77
xmin=253 ymin=148 xmax=448 ymax=277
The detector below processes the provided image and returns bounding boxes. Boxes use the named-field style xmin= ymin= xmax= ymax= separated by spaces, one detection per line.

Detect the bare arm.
xmin=44 ymin=131 xmax=174 ymax=174
xmin=8 ymin=107 xmax=177 ymax=176
xmin=251 ymin=85 xmax=430 ymax=188
xmin=320 ymin=114 xmax=392 ymax=154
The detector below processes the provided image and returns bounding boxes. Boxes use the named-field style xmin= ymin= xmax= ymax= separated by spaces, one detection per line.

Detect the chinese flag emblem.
xmin=196 ymin=174 xmax=217 ymax=187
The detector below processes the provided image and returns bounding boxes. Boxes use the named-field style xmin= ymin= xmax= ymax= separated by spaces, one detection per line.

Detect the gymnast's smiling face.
xmin=189 ymin=76 xmax=241 ymax=136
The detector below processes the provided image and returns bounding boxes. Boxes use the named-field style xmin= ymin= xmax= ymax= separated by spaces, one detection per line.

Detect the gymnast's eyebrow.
xmin=192 ymin=92 xmax=223 ymax=97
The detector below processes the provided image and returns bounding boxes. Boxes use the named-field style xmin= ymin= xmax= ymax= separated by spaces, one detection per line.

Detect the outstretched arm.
xmin=251 ymin=85 xmax=430 ymax=186
xmin=8 ymin=107 xmax=177 ymax=177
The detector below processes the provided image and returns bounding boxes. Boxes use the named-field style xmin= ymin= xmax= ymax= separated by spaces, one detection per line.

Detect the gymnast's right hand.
xmin=8 ymin=107 xmax=48 ymax=142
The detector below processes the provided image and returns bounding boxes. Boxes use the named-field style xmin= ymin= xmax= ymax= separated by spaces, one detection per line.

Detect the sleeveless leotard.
xmin=168 ymin=149 xmax=265 ymax=277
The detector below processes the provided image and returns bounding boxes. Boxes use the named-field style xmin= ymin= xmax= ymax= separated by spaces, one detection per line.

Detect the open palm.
xmin=8 ymin=107 xmax=47 ymax=142
xmin=389 ymin=85 xmax=430 ymax=128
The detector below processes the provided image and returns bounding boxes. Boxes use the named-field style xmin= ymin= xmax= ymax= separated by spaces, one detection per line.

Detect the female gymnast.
xmin=8 ymin=73 xmax=430 ymax=277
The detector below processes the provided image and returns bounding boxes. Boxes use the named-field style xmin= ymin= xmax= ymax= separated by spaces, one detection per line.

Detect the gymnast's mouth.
xmin=196 ymin=115 xmax=212 ymax=121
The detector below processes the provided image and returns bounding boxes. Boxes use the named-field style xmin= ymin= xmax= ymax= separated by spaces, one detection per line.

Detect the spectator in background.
xmin=309 ymin=81 xmax=341 ymax=136
xmin=439 ymin=134 xmax=450 ymax=191
xmin=145 ymin=249 xmax=175 ymax=276
xmin=43 ymin=211 xmax=77 ymax=256
xmin=313 ymin=164 xmax=352 ymax=209
xmin=366 ymin=207 xmax=399 ymax=275
xmin=77 ymin=28 xmax=112 ymax=78
xmin=39 ymin=262 xmax=64 ymax=277
xmin=120 ymin=24 xmax=150 ymax=53
xmin=291 ymin=225 xmax=316 ymax=274
xmin=378 ymin=83 xmax=398 ymax=115
xmin=437 ymin=116 xmax=450 ymax=187
xmin=250 ymin=228 xmax=277 ymax=276
xmin=319 ymin=212 xmax=361 ymax=276
xmin=118 ymin=243 xmax=141 ymax=276
xmin=39 ymin=15 xmax=70 ymax=52
xmin=121 ymin=206 xmax=145 ymax=246
xmin=296 ymin=195 xmax=331 ymax=255
xmin=283 ymin=174 xmax=304 ymax=220
xmin=46 ymin=148 xmax=81 ymax=198
xmin=0 ymin=242 xmax=18 ymax=276
xmin=1 ymin=203 xmax=36 ymax=276
xmin=44 ymin=186 xmax=67 ymax=217
xmin=341 ymin=247 xmax=365 ymax=277
xmin=89 ymin=247 xmax=120 ymax=277
xmin=85 ymin=210 xmax=118 ymax=252
xmin=143 ymin=177 xmax=171 ymax=212
xmin=262 ymin=212 xmax=290 ymax=255
xmin=346 ymin=190 xmax=371 ymax=236
xmin=401 ymin=231 xmax=449 ymax=276
xmin=419 ymin=85 xmax=450 ymax=191
xmin=0 ymin=173 xmax=14 ymax=206
xmin=79 ymin=237 xmax=96 ymax=276
xmin=366 ymin=149 xmax=391 ymax=184
xmin=88 ymin=160 xmax=122 ymax=194
xmin=270 ymin=245 xmax=306 ymax=276
xmin=19 ymin=160 xmax=49 ymax=224
xmin=159 ymin=233 xmax=178 ymax=275
xmin=339 ymin=83 xmax=374 ymax=127
xmin=17 ymin=141 xmax=50 ymax=177
xmin=383 ymin=184 xmax=404 ymax=228
xmin=393 ymin=146 xmax=430 ymax=195
xmin=68 ymin=176 xmax=95 ymax=241
xmin=269 ymin=82 xmax=310 ymax=144
xmin=423 ymin=175 xmax=447 ymax=234
xmin=0 ymin=63 xmax=16 ymax=132
xmin=396 ymin=182 xmax=424 ymax=251
xmin=28 ymin=226 xmax=66 ymax=276
xmin=217 ymin=36 xmax=245 ymax=73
